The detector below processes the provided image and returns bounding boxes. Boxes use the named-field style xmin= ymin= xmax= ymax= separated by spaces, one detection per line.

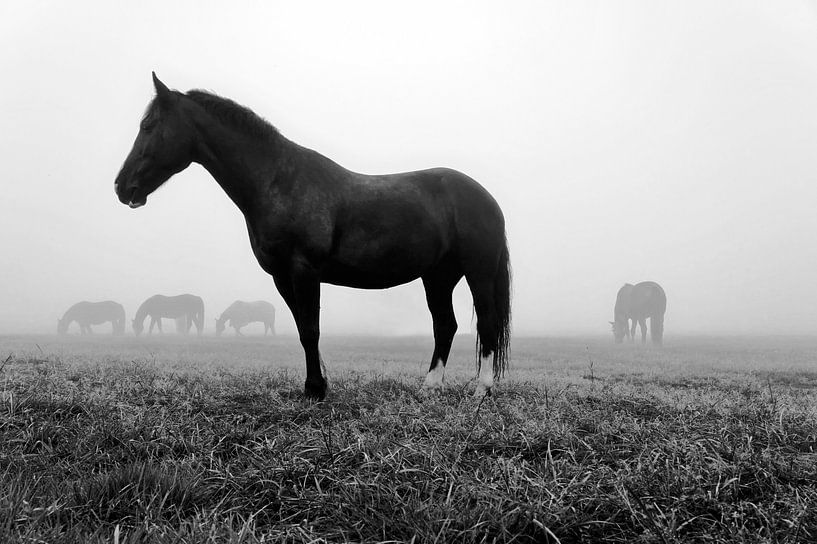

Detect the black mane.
xmin=185 ymin=90 xmax=280 ymax=142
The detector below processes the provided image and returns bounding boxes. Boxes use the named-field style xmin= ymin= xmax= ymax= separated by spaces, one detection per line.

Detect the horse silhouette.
xmin=132 ymin=294 xmax=204 ymax=336
xmin=115 ymin=74 xmax=510 ymax=399
xmin=216 ymin=300 xmax=276 ymax=336
xmin=611 ymin=281 xmax=666 ymax=345
xmin=57 ymin=301 xmax=125 ymax=335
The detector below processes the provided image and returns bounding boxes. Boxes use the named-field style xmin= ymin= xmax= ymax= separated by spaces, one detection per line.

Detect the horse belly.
xmin=321 ymin=255 xmax=431 ymax=289
xmin=325 ymin=208 xmax=447 ymax=288
xmin=86 ymin=308 xmax=115 ymax=324
xmin=89 ymin=317 xmax=111 ymax=325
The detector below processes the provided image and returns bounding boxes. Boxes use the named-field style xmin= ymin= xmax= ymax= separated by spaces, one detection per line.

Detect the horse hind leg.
xmin=421 ymin=268 xmax=462 ymax=392
xmin=468 ymin=278 xmax=499 ymax=397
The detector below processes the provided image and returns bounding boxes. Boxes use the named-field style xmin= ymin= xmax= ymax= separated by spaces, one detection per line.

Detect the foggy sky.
xmin=1 ymin=1 xmax=817 ymax=336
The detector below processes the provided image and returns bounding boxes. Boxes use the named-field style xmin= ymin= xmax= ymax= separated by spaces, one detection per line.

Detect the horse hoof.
xmin=304 ymin=378 xmax=327 ymax=401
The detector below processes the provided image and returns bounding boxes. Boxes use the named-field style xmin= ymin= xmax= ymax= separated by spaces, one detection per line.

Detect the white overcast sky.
xmin=1 ymin=1 xmax=816 ymax=336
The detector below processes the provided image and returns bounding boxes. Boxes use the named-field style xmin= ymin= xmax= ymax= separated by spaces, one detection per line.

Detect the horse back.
xmin=630 ymin=282 xmax=666 ymax=318
xmin=144 ymin=294 xmax=203 ymax=317
xmin=245 ymin=144 xmax=505 ymax=287
xmin=329 ymin=167 xmax=504 ymax=284
xmin=61 ymin=301 xmax=122 ymax=326
xmin=226 ymin=300 xmax=274 ymax=324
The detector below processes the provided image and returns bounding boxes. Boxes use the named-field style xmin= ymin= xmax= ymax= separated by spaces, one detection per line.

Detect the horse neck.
xmin=134 ymin=301 xmax=151 ymax=324
xmin=62 ymin=305 xmax=78 ymax=322
xmin=191 ymin=113 xmax=287 ymax=214
xmin=59 ymin=312 xmax=74 ymax=328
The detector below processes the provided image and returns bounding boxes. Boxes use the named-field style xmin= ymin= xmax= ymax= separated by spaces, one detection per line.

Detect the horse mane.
xmin=185 ymin=90 xmax=281 ymax=142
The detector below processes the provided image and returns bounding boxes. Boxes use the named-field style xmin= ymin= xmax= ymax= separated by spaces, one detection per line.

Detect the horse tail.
xmin=115 ymin=304 xmax=126 ymax=335
xmin=652 ymin=288 xmax=667 ymax=346
xmin=652 ymin=314 xmax=664 ymax=345
xmin=493 ymin=239 xmax=512 ymax=377
xmin=475 ymin=237 xmax=512 ymax=379
xmin=197 ymin=299 xmax=205 ymax=335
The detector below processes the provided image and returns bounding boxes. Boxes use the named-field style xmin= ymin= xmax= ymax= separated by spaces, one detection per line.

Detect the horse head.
xmin=132 ymin=318 xmax=144 ymax=336
xmin=215 ymin=317 xmax=225 ymax=336
xmin=610 ymin=320 xmax=627 ymax=344
xmin=114 ymin=73 xmax=196 ymax=209
xmin=57 ymin=318 xmax=68 ymax=335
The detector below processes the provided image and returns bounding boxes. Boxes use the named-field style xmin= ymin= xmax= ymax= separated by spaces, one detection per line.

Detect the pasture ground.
xmin=0 ymin=334 xmax=815 ymax=543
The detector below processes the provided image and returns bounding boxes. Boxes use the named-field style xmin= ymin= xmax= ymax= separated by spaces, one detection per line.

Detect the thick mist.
xmin=2 ymin=1 xmax=817 ymax=336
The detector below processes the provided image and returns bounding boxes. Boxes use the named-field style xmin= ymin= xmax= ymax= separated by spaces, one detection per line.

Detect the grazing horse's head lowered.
xmin=610 ymin=320 xmax=628 ymax=344
xmin=132 ymin=318 xmax=144 ymax=336
xmin=114 ymin=73 xmax=195 ymax=209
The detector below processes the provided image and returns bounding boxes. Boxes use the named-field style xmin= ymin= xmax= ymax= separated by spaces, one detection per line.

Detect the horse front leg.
xmin=275 ymin=268 xmax=327 ymax=400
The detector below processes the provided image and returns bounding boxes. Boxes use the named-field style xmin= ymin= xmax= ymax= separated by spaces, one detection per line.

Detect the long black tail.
xmin=652 ymin=314 xmax=664 ymax=345
xmin=476 ymin=238 xmax=512 ymax=379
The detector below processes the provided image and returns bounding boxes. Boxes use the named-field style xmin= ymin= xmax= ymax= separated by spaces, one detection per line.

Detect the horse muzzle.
xmin=115 ymin=180 xmax=147 ymax=208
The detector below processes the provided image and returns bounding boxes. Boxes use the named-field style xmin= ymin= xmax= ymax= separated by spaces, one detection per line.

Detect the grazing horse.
xmin=133 ymin=294 xmax=204 ymax=336
xmin=610 ymin=281 xmax=666 ymax=345
xmin=58 ymin=301 xmax=126 ymax=335
xmin=216 ymin=300 xmax=276 ymax=336
xmin=114 ymin=74 xmax=511 ymax=400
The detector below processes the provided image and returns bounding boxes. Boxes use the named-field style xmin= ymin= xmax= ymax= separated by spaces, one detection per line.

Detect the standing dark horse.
xmin=133 ymin=294 xmax=204 ymax=336
xmin=115 ymin=74 xmax=511 ymax=399
xmin=216 ymin=300 xmax=276 ymax=336
xmin=610 ymin=281 xmax=666 ymax=345
xmin=58 ymin=301 xmax=126 ymax=335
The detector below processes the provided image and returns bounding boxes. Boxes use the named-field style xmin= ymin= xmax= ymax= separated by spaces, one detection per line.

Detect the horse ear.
xmin=152 ymin=71 xmax=172 ymax=100
xmin=608 ymin=321 xmax=615 ymax=325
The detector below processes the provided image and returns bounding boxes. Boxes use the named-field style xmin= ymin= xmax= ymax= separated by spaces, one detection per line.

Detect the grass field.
xmin=1 ymin=334 xmax=816 ymax=543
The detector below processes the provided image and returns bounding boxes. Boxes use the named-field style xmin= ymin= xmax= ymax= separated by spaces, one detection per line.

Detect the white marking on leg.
xmin=474 ymin=355 xmax=494 ymax=397
xmin=422 ymin=360 xmax=446 ymax=390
